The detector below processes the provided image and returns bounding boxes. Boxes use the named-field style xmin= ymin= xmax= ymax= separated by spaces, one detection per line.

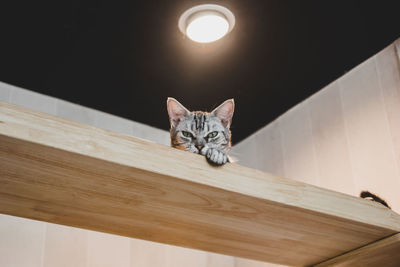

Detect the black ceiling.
xmin=1 ymin=1 xmax=399 ymax=144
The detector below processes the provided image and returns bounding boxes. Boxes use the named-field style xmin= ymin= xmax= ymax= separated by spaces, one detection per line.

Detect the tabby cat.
xmin=167 ymin=97 xmax=234 ymax=165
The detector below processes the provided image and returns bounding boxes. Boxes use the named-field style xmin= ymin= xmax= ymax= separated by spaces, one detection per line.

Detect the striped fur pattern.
xmin=167 ymin=98 xmax=234 ymax=165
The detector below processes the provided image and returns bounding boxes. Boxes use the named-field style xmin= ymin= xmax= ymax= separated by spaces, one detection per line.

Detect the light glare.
xmin=186 ymin=15 xmax=229 ymax=43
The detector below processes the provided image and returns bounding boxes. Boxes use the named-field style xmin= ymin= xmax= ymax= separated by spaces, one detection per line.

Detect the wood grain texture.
xmin=315 ymin=233 xmax=400 ymax=267
xmin=1 ymin=101 xmax=400 ymax=266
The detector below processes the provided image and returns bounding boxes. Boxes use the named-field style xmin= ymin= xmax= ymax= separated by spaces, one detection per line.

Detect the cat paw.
xmin=205 ymin=148 xmax=228 ymax=165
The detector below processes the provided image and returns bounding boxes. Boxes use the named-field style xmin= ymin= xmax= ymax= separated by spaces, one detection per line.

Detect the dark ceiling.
xmin=1 ymin=1 xmax=399 ymax=144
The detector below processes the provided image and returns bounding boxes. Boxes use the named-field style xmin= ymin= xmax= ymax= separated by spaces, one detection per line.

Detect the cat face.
xmin=167 ymin=98 xmax=234 ymax=156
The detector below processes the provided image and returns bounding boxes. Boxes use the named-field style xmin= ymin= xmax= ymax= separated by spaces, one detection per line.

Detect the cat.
xmin=360 ymin=191 xmax=391 ymax=209
xmin=167 ymin=97 xmax=234 ymax=165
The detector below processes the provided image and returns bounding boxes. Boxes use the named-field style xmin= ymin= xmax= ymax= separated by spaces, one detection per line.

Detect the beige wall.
xmin=0 ymin=214 xmax=234 ymax=267
xmin=0 ymin=81 xmax=170 ymax=145
xmin=233 ymin=40 xmax=400 ymax=266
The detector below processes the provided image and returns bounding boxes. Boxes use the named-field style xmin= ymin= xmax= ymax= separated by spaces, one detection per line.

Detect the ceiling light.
xmin=178 ymin=4 xmax=235 ymax=43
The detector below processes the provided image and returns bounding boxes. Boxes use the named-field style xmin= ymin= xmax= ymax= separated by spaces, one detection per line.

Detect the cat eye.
xmin=207 ymin=131 xmax=218 ymax=138
xmin=182 ymin=131 xmax=193 ymax=138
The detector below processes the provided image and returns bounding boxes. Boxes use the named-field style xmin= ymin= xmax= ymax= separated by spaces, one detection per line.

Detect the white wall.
xmin=232 ymin=40 xmax=400 ymax=266
xmin=0 ymin=214 xmax=235 ymax=267
xmin=0 ymin=81 xmax=170 ymax=145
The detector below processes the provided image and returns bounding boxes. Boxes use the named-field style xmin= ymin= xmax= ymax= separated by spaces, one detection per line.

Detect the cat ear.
xmin=167 ymin=97 xmax=190 ymax=127
xmin=211 ymin=99 xmax=235 ymax=128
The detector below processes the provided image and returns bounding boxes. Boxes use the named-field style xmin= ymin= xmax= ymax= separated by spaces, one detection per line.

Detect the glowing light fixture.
xmin=178 ymin=4 xmax=235 ymax=43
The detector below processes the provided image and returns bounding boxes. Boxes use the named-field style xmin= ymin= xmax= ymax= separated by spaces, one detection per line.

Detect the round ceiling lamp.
xmin=178 ymin=4 xmax=235 ymax=43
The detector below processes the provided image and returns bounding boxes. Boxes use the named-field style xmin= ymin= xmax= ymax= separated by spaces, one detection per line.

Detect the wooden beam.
xmin=0 ymin=101 xmax=399 ymax=266
xmin=315 ymin=233 xmax=400 ymax=266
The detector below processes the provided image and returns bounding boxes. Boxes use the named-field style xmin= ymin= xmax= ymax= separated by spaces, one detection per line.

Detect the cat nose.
xmin=196 ymin=145 xmax=204 ymax=151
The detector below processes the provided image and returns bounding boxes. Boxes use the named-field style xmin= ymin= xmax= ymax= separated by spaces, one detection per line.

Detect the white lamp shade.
xmin=178 ymin=4 xmax=235 ymax=43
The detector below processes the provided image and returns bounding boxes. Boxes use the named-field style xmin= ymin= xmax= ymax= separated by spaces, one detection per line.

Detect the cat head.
xmin=167 ymin=97 xmax=234 ymax=155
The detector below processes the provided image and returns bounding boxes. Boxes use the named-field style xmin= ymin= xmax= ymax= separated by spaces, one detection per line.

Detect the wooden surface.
xmin=316 ymin=233 xmax=400 ymax=266
xmin=1 ymin=101 xmax=400 ymax=266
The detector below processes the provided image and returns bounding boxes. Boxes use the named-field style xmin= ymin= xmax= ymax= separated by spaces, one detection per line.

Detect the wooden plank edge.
xmin=314 ymin=233 xmax=400 ymax=266
xmin=0 ymin=133 xmax=349 ymax=266
xmin=1 ymin=101 xmax=400 ymax=233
